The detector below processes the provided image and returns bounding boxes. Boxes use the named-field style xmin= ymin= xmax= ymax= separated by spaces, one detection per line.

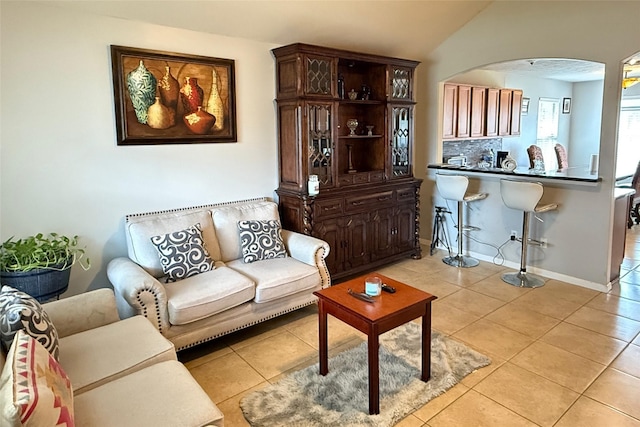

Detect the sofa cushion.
xmin=74 ymin=360 xmax=224 ymax=427
xmin=126 ymin=209 xmax=221 ymax=278
xmin=150 ymin=223 xmax=215 ymax=282
xmin=211 ymin=200 xmax=280 ymax=262
xmin=0 ymin=330 xmax=74 ymax=427
xmin=227 ymin=257 xmax=321 ymax=303
xmin=238 ymin=219 xmax=288 ymax=263
xmin=0 ymin=286 xmax=59 ymax=360
xmin=164 ymin=266 xmax=255 ymax=325
xmin=59 ymin=315 xmax=176 ymax=395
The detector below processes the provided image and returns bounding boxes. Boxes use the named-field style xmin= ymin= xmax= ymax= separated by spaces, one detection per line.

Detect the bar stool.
xmin=435 ymin=174 xmax=488 ymax=267
xmin=500 ymin=179 xmax=558 ymax=288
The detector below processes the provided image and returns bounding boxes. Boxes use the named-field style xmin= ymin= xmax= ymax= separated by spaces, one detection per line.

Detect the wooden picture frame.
xmin=562 ymin=97 xmax=571 ymax=114
xmin=111 ymin=45 xmax=237 ymax=145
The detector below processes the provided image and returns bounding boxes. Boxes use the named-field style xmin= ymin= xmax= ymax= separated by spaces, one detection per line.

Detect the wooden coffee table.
xmin=313 ymin=273 xmax=437 ymax=414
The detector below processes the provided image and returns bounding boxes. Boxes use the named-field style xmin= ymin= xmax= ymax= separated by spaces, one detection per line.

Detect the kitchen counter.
xmin=428 ymin=163 xmax=601 ymax=185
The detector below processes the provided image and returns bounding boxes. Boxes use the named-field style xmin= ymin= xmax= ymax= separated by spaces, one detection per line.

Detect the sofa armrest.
xmin=107 ymin=257 xmax=171 ymax=335
xmin=281 ymin=229 xmax=331 ymax=288
xmin=43 ymin=288 xmax=120 ymax=338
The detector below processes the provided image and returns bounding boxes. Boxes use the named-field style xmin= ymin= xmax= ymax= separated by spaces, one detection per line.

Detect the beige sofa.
xmin=107 ymin=198 xmax=330 ymax=351
xmin=0 ymin=288 xmax=223 ymax=427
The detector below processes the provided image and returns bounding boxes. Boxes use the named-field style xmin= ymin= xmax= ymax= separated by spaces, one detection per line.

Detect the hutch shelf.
xmin=272 ymin=43 xmax=422 ymax=281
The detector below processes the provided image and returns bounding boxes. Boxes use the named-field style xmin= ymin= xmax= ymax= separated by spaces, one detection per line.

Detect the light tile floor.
xmin=180 ymin=227 xmax=640 ymax=426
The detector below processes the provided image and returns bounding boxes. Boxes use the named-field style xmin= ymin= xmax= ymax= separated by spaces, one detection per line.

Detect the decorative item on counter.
xmin=366 ymin=125 xmax=374 ymax=136
xmin=359 ymin=84 xmax=371 ymax=100
xmin=180 ymin=77 xmax=204 ymax=114
xmin=126 ymin=60 xmax=157 ymax=124
xmin=347 ymin=89 xmax=358 ymax=100
xmin=308 ymin=174 xmax=319 ymax=196
xmin=158 ymin=66 xmax=179 ymax=111
xmin=183 ymin=106 xmax=216 ymax=134
xmin=364 ymin=276 xmax=382 ymax=296
xmin=501 ymin=155 xmax=517 ymax=172
xmin=205 ymin=68 xmax=225 ymax=131
xmin=147 ymin=97 xmax=175 ymax=129
xmin=346 ymin=118 xmax=359 ymax=136
xmin=496 ymin=150 xmax=509 ymax=168
xmin=337 ymin=74 xmax=345 ymax=99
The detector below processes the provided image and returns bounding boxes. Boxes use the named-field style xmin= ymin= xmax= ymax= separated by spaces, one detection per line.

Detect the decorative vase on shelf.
xmin=205 ymin=68 xmax=225 ymax=131
xmin=158 ymin=66 xmax=179 ymax=111
xmin=346 ymin=118 xmax=358 ymax=136
xmin=147 ymin=97 xmax=175 ymax=129
xmin=183 ymin=106 xmax=216 ymax=134
xmin=337 ymin=74 xmax=345 ymax=99
xmin=366 ymin=125 xmax=374 ymax=136
xmin=180 ymin=77 xmax=204 ymax=114
xmin=126 ymin=60 xmax=157 ymax=124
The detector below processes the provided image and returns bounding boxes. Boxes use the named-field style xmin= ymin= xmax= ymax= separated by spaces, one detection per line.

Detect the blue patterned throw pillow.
xmin=238 ymin=220 xmax=288 ymax=263
xmin=0 ymin=285 xmax=60 ymax=360
xmin=150 ymin=223 xmax=215 ymax=282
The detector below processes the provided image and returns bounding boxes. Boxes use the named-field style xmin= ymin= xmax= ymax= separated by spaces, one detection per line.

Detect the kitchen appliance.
xmin=447 ymin=155 xmax=467 ymax=166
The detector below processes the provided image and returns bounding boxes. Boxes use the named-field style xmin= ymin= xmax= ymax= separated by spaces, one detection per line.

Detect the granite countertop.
xmin=428 ymin=163 xmax=601 ymax=183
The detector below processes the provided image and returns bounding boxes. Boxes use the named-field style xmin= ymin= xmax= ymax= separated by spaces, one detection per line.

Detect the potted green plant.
xmin=0 ymin=233 xmax=90 ymax=302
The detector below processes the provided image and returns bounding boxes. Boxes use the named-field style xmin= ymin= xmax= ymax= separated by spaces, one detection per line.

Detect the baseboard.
xmin=420 ymin=238 xmax=611 ymax=293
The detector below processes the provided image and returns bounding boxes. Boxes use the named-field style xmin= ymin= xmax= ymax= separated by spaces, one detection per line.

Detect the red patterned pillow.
xmin=0 ymin=329 xmax=74 ymax=426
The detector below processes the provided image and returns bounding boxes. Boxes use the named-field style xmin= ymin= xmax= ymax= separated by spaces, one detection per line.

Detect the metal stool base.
xmin=502 ymin=271 xmax=545 ymax=288
xmin=443 ymin=255 xmax=480 ymax=268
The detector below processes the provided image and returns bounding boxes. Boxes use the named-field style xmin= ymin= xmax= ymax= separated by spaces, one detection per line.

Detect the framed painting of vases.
xmin=111 ymin=45 xmax=237 ymax=145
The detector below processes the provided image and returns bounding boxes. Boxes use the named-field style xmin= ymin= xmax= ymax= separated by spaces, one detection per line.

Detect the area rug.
xmin=240 ymin=321 xmax=491 ymax=427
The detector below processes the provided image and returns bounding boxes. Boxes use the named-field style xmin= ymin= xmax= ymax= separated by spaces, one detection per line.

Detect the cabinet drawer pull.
xmin=323 ymin=205 xmax=339 ymax=211
xmin=351 ymin=201 xmax=364 ymax=206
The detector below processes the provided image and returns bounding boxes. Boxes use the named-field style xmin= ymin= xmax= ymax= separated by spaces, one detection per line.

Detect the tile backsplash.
xmin=443 ymin=138 xmax=503 ymax=166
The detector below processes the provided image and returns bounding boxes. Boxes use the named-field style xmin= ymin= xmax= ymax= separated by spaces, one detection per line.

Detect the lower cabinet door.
xmin=395 ymin=204 xmax=416 ymax=253
xmin=314 ymin=218 xmax=343 ymax=274
xmin=370 ymin=207 xmax=395 ymax=261
xmin=341 ymin=213 xmax=370 ymax=270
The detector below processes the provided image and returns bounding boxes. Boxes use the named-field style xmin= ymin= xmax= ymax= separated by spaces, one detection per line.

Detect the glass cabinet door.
xmin=307 ymin=103 xmax=334 ymax=187
xmin=305 ymin=56 xmax=334 ymax=96
xmin=390 ymin=105 xmax=412 ymax=178
xmin=390 ymin=66 xmax=412 ymax=101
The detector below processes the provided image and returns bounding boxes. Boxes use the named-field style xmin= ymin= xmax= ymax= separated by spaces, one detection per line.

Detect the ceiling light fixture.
xmin=623 ymin=70 xmax=639 ymax=89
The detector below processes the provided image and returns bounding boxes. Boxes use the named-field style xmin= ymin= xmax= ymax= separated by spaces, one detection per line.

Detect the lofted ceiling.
xmin=42 ymin=0 xmax=492 ymax=60
xmin=36 ymin=1 xmax=640 ymax=83
xmin=477 ymin=58 xmax=606 ymax=83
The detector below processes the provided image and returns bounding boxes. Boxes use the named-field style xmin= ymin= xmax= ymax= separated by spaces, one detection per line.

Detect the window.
xmin=616 ymin=97 xmax=640 ymax=178
xmin=536 ymin=98 xmax=560 ymax=170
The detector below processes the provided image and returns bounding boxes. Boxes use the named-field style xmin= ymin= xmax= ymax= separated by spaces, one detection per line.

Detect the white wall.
xmin=570 ymin=80 xmax=604 ymax=169
xmin=0 ymin=2 xmax=280 ymax=295
xmin=420 ymin=1 xmax=640 ymax=287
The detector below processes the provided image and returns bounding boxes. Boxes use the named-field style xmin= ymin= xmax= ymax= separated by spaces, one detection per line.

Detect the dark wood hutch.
xmin=272 ymin=43 xmax=422 ymax=281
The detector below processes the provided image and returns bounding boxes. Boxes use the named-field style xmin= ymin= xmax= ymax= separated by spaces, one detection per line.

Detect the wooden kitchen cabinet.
xmin=510 ymin=89 xmax=523 ymax=136
xmin=442 ymin=84 xmax=457 ymax=139
xmin=273 ymin=43 xmax=423 ymax=280
xmin=470 ymin=86 xmax=486 ymax=137
xmin=486 ymin=88 xmax=499 ymax=137
xmin=498 ymin=88 xmax=523 ymax=137
xmin=444 ymin=84 xmax=521 ymax=139
xmin=456 ymin=85 xmax=471 ymax=138
xmin=498 ymin=89 xmax=512 ymax=136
